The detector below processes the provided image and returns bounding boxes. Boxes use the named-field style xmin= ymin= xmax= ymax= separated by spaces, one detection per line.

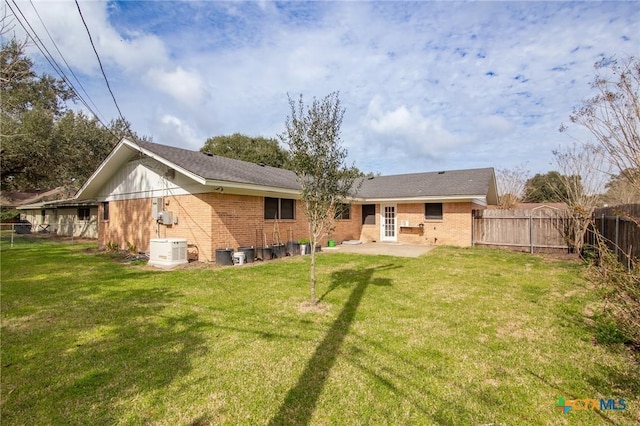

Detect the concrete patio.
xmin=321 ymin=242 xmax=435 ymax=258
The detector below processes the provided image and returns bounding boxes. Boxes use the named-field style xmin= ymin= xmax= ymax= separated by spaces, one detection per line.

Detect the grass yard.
xmin=1 ymin=237 xmax=638 ymax=425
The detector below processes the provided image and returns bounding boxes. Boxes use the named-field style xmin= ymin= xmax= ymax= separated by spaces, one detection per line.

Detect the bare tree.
xmin=496 ymin=163 xmax=529 ymax=209
xmin=552 ymin=143 xmax=610 ymax=252
xmin=564 ymin=56 xmax=640 ymax=348
xmin=566 ymin=56 xmax=640 ymax=193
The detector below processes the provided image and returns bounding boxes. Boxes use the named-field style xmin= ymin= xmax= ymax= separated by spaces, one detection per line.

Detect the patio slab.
xmin=321 ymin=242 xmax=435 ymax=258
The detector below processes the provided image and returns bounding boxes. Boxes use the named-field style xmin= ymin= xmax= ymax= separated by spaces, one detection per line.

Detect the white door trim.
xmin=380 ymin=204 xmax=397 ymax=242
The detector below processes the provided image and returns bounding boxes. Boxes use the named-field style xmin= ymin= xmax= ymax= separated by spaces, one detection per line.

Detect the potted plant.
xmin=298 ymin=238 xmax=311 ymax=255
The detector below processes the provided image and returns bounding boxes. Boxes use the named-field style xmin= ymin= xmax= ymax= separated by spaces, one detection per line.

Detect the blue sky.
xmin=5 ymin=1 xmax=639 ymax=176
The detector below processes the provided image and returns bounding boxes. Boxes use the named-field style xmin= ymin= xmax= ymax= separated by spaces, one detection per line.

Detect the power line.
xmin=5 ymin=0 xmax=113 ymax=133
xmin=28 ymin=0 xmax=109 ymax=126
xmin=74 ymin=0 xmax=126 ymax=124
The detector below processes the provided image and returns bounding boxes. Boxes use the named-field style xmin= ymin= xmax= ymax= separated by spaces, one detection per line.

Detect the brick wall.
xmin=99 ymin=198 xmax=153 ymax=253
xmin=361 ymin=202 xmax=484 ymax=247
xmin=98 ymin=193 xmax=364 ymax=261
xmin=420 ymin=202 xmax=481 ymax=247
xmin=98 ymin=195 xmax=484 ymax=260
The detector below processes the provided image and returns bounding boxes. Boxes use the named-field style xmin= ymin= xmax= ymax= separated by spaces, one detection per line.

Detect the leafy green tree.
xmin=200 ymin=133 xmax=290 ymax=169
xmin=523 ymin=171 xmax=569 ymax=203
xmin=1 ymin=39 xmax=143 ymax=191
xmin=1 ymin=39 xmax=75 ymax=189
xmin=602 ymin=169 xmax=640 ymax=205
xmin=279 ymin=92 xmax=360 ymax=305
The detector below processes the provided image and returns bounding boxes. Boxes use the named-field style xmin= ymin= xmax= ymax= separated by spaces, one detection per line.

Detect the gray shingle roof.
xmin=136 ymin=140 xmax=300 ymax=190
xmin=356 ymin=168 xmax=496 ymax=199
xmin=135 ymin=141 xmax=494 ymax=201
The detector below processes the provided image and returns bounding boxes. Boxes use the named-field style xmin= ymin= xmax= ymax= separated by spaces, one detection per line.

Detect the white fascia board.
xmin=16 ymin=202 xmax=47 ymax=210
xmin=350 ymin=195 xmax=488 ymax=204
xmin=204 ymin=180 xmax=301 ymax=198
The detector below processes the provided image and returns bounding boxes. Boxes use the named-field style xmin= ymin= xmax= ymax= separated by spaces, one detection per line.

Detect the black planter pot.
xmin=272 ymin=243 xmax=286 ymax=258
xmin=237 ymin=246 xmax=255 ymax=263
xmin=256 ymin=246 xmax=273 ymax=261
xmin=286 ymin=241 xmax=300 ymax=256
xmin=215 ymin=248 xmax=234 ymax=266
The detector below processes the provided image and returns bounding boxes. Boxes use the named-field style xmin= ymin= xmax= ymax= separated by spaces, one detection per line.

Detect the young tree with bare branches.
xmin=551 ymin=143 xmax=610 ymax=252
xmin=496 ymin=163 xmax=529 ymax=209
xmin=563 ymin=56 xmax=639 ymax=348
xmin=565 ymin=56 xmax=640 ymax=194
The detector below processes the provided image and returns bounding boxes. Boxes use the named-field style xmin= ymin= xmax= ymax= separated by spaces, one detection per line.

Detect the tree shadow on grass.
xmin=268 ymin=264 xmax=398 ymax=426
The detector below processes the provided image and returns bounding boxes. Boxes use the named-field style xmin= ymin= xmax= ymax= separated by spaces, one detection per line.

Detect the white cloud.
xmin=365 ymin=95 xmax=464 ymax=159
xmin=154 ymin=114 xmax=202 ymax=149
xmin=147 ymin=67 xmax=207 ymax=106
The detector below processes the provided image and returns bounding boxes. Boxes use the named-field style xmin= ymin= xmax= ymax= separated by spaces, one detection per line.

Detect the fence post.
xmin=529 ymin=214 xmax=534 ymax=254
xmin=11 ymin=223 xmax=14 ymax=248
xmin=614 ymin=215 xmax=619 ymax=258
xmin=471 ymin=210 xmax=476 ymax=247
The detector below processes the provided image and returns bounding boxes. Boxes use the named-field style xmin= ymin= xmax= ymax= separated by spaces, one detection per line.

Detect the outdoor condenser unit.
xmin=148 ymin=238 xmax=187 ymax=268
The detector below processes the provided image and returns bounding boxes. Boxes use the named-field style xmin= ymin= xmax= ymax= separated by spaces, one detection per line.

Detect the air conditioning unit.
xmin=148 ymin=238 xmax=187 ymax=268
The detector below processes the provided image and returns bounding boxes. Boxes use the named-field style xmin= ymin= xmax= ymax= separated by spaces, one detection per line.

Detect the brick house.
xmin=75 ymin=138 xmax=497 ymax=261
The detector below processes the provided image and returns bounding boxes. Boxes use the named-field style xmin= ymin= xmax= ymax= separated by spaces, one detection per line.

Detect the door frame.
xmin=380 ymin=203 xmax=397 ymax=242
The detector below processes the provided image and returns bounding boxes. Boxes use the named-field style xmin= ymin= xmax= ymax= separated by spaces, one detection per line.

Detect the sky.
xmin=4 ymin=0 xmax=639 ymax=176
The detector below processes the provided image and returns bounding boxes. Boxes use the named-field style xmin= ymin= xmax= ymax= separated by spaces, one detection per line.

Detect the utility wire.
xmin=28 ymin=0 xmax=109 ymax=126
xmin=74 ymin=0 xmax=126 ymax=124
xmin=5 ymin=0 xmax=113 ymax=134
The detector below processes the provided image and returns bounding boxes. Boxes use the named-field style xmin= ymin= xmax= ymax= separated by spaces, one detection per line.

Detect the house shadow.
xmin=268 ymin=264 xmax=398 ymax=426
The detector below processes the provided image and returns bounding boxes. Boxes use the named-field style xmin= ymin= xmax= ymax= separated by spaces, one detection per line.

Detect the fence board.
xmin=474 ymin=204 xmax=640 ymax=262
xmin=473 ymin=209 xmax=570 ymax=253
xmin=591 ymin=204 xmax=640 ymax=263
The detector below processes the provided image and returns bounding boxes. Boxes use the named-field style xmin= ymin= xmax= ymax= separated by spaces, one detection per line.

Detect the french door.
xmin=380 ymin=204 xmax=397 ymax=242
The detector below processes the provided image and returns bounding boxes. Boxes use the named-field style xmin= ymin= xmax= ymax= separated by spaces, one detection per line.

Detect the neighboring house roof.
xmin=17 ymin=198 xmax=97 ymax=211
xmin=0 ymin=187 xmax=70 ymax=209
xmin=486 ymin=202 xmax=568 ymax=210
xmin=76 ymin=138 xmax=498 ymax=205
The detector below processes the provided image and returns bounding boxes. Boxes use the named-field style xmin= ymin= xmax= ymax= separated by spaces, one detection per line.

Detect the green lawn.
xmin=1 ymin=237 xmax=638 ymax=425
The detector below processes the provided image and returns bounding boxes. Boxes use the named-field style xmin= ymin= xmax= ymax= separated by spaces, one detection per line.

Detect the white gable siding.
xmin=99 ymin=158 xmax=209 ymax=201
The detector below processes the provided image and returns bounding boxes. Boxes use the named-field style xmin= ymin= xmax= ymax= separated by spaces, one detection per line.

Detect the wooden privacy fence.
xmin=472 ymin=208 xmax=570 ymax=253
xmin=589 ymin=204 xmax=640 ymax=265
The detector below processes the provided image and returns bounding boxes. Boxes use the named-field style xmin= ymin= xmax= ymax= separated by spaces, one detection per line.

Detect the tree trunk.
xmin=309 ymin=240 xmax=317 ymax=304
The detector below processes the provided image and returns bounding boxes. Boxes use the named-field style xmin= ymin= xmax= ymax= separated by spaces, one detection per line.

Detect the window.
xmin=362 ymin=204 xmax=376 ymax=225
xmin=101 ymin=202 xmax=109 ymax=221
xmin=78 ymin=207 xmax=90 ymax=221
xmin=334 ymin=203 xmax=351 ymax=220
xmin=41 ymin=209 xmax=46 ymax=222
xmin=424 ymin=203 xmax=443 ymax=220
xmin=264 ymin=197 xmax=295 ymax=220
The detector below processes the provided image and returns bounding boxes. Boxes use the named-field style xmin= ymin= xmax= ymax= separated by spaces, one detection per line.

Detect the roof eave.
xmin=204 ymin=180 xmax=301 ymax=197
xmin=350 ymin=195 xmax=489 ymax=204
